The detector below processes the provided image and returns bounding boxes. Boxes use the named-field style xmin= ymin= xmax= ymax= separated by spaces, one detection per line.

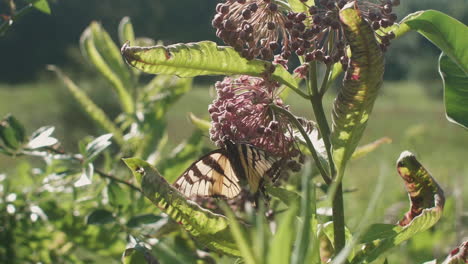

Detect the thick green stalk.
xmin=308 ymin=54 xmax=346 ymax=257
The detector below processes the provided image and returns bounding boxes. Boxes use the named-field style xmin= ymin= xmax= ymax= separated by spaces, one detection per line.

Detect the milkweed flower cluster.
xmin=213 ymin=0 xmax=399 ymax=75
xmin=208 ymin=75 xmax=299 ymax=158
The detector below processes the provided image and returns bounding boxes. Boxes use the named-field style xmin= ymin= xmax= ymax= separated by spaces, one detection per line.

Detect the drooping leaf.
xmin=441 ymin=241 xmax=468 ymax=264
xmin=80 ymin=23 xmax=134 ymax=113
xmin=351 ymin=151 xmax=445 ymax=263
xmin=391 ymin=10 xmax=468 ymax=128
xmin=86 ymin=209 xmax=115 ymax=225
xmin=123 ymin=158 xmax=240 ymax=256
xmin=121 ymin=41 xmax=298 ymax=90
xmin=440 ymin=53 xmax=468 ymax=129
xmin=49 ymin=66 xmax=125 ymax=145
xmin=331 ymin=4 xmax=385 ymax=176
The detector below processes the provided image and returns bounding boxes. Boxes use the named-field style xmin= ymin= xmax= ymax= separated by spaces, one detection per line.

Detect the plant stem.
xmin=94 ymin=168 xmax=141 ymax=192
xmin=307 ymin=58 xmax=346 ymax=257
xmin=0 ymin=4 xmax=33 ymax=36
xmin=269 ymin=104 xmax=331 ymax=184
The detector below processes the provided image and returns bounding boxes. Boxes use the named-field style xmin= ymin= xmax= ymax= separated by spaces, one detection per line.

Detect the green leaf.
xmin=221 ymin=203 xmax=258 ymax=264
xmin=49 ymin=66 xmax=125 ymax=145
xmin=0 ymin=114 xmax=26 ymax=150
xmin=331 ymin=5 xmax=384 ymax=176
xmin=118 ymin=17 xmax=135 ymax=46
xmin=351 ymin=151 xmax=445 ymax=264
xmin=188 ymin=112 xmax=211 ymax=132
xmin=291 ymin=163 xmax=316 ymax=264
xmin=123 ymin=158 xmax=240 ymax=256
xmin=391 ymin=10 xmax=468 ymax=128
xmin=29 ymin=0 xmax=51 ymax=14
xmin=126 ymin=214 xmax=162 ymax=228
xmin=86 ymin=209 xmax=115 ymax=225
xmin=359 ymin=224 xmax=400 ymax=244
xmin=80 ymin=22 xmax=134 ymax=113
xmin=267 ymin=204 xmax=298 ymax=264
xmin=107 ymin=182 xmax=130 ymax=208
xmin=440 ymin=53 xmax=468 ymax=129
xmin=121 ymin=41 xmax=298 ymax=90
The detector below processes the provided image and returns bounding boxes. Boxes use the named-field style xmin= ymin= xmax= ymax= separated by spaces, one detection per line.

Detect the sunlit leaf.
xmin=331 ymin=4 xmax=384 ymax=176
xmin=391 ymin=10 xmax=468 ymax=128
xmin=121 ymin=41 xmax=298 ymax=90
xmin=29 ymin=0 xmax=51 ymax=14
xmin=123 ymin=158 xmax=240 ymax=256
xmin=74 ymin=163 xmax=93 ymax=187
xmin=84 ymin=134 xmax=112 ymax=163
xmin=86 ymin=209 xmax=115 ymax=225
xmin=27 ymin=126 xmax=58 ymax=149
xmin=351 ymin=151 xmax=445 ymax=263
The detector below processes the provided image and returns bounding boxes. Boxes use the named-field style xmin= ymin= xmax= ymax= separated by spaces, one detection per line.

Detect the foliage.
xmin=1 ymin=1 xmax=468 ymax=264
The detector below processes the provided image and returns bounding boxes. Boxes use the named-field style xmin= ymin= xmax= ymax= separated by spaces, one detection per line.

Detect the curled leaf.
xmin=123 ymin=158 xmax=240 ymax=256
xmin=442 ymin=241 xmax=468 ymax=264
xmin=352 ymin=151 xmax=445 ymax=263
xmin=396 ymin=151 xmax=445 ymax=226
xmin=331 ymin=3 xmax=385 ymax=175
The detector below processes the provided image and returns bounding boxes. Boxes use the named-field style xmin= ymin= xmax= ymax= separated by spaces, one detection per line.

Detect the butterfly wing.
xmin=173 ymin=150 xmax=242 ymax=199
xmin=227 ymin=142 xmax=287 ymax=193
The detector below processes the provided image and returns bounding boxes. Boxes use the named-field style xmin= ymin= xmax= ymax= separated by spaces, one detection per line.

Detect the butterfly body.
xmin=173 ymin=141 xmax=287 ymax=199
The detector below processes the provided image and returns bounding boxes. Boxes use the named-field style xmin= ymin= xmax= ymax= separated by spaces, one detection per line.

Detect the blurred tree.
xmin=0 ymin=0 xmax=466 ymax=83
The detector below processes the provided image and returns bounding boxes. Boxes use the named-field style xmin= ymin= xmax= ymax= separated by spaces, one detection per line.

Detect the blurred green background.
xmin=0 ymin=0 xmax=467 ymax=263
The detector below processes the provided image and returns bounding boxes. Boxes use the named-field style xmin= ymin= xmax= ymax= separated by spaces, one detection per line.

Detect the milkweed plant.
xmin=0 ymin=0 xmax=467 ymax=263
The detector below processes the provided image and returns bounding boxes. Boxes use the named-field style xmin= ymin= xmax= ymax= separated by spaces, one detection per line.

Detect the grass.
xmin=0 ymin=79 xmax=466 ymax=262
